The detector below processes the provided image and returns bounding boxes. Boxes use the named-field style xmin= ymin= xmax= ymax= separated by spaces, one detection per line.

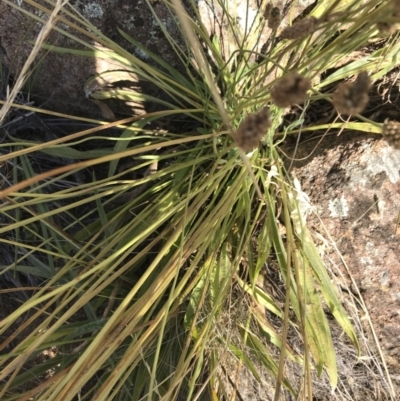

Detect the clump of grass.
xmin=0 ymin=0 xmax=399 ymax=400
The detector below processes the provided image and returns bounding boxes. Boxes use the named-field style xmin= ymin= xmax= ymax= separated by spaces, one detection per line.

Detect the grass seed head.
xmin=391 ymin=0 xmax=400 ymax=16
xmin=333 ymin=72 xmax=371 ymax=115
xmin=381 ymin=120 xmax=400 ymax=149
xmin=377 ymin=0 xmax=400 ymax=34
xmin=271 ymin=73 xmax=312 ymax=108
xmin=268 ymin=7 xmax=281 ymax=30
xmin=377 ymin=21 xmax=400 ymax=35
xmin=234 ymin=107 xmax=271 ymax=152
xmin=354 ymin=71 xmax=372 ymax=92
xmin=280 ymin=17 xmax=320 ymax=40
xmin=264 ymin=3 xmax=273 ymax=20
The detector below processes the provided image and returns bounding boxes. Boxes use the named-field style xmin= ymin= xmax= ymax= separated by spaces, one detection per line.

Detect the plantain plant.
xmin=0 ymin=0 xmax=399 ymax=399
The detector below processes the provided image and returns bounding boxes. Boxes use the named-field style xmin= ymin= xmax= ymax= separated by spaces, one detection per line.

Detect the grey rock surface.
xmin=289 ymin=131 xmax=400 ymax=391
xmin=0 ymin=0 xmax=315 ymax=118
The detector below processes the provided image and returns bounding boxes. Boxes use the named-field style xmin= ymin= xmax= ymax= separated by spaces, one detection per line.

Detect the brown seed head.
xmin=333 ymin=73 xmax=371 ymax=115
xmin=280 ymin=17 xmax=320 ymax=40
xmin=354 ymin=71 xmax=372 ymax=92
xmin=264 ymin=3 xmax=273 ymax=20
xmin=271 ymin=73 xmax=312 ymax=108
xmin=382 ymin=120 xmax=400 ymax=149
xmin=377 ymin=21 xmax=400 ymax=35
xmin=234 ymin=107 xmax=271 ymax=152
xmin=377 ymin=0 xmax=400 ymax=34
xmin=268 ymin=7 xmax=281 ymax=30
xmin=392 ymin=0 xmax=400 ymax=17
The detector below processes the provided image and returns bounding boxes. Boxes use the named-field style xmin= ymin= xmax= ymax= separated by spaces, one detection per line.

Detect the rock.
xmin=0 ymin=0 xmax=316 ymax=119
xmin=287 ymin=131 xmax=400 ymax=391
xmin=0 ymin=0 xmax=193 ymax=118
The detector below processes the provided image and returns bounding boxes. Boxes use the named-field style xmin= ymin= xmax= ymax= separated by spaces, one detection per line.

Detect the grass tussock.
xmin=0 ymin=0 xmax=399 ymax=400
